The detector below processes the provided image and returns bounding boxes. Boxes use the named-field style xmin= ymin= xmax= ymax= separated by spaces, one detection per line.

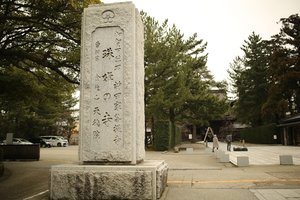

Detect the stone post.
xmin=5 ymin=133 xmax=13 ymax=145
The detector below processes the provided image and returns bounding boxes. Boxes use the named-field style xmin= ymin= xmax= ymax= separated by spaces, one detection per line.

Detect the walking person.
xmin=226 ymin=134 xmax=232 ymax=151
xmin=212 ymin=134 xmax=219 ymax=152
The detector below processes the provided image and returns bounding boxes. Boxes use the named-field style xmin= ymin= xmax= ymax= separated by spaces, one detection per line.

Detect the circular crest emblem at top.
xmin=102 ymin=10 xmax=115 ymax=23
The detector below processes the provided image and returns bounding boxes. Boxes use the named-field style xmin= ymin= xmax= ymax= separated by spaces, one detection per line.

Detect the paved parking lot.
xmin=0 ymin=144 xmax=300 ymax=200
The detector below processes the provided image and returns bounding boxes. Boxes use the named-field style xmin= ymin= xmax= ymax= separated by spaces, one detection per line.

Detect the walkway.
xmin=162 ymin=142 xmax=300 ymax=200
xmin=207 ymin=142 xmax=300 ymax=165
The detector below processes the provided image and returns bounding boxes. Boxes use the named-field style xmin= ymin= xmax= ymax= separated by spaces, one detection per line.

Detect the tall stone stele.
xmin=79 ymin=1 xmax=145 ymax=165
xmin=50 ymin=2 xmax=168 ymax=200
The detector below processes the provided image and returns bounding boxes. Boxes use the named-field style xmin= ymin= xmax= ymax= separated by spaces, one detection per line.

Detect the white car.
xmin=40 ymin=136 xmax=68 ymax=147
xmin=3 ymin=138 xmax=33 ymax=145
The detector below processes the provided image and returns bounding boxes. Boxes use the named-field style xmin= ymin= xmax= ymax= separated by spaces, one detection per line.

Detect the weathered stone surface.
xmin=79 ymin=2 xmax=145 ymax=164
xmin=216 ymin=150 xmax=224 ymax=158
xmin=50 ymin=160 xmax=168 ymax=200
xmin=237 ymin=156 xmax=249 ymax=167
xmin=156 ymin=161 xmax=169 ymax=198
xmin=220 ymin=153 xmax=230 ymax=163
xmin=186 ymin=148 xmax=193 ymax=153
xmin=280 ymin=155 xmax=293 ymax=165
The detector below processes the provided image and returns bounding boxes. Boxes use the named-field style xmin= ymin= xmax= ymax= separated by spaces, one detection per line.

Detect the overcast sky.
xmin=103 ymin=0 xmax=300 ymax=82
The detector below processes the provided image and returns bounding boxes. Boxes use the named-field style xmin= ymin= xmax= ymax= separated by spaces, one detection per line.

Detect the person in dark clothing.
xmin=226 ymin=134 xmax=232 ymax=151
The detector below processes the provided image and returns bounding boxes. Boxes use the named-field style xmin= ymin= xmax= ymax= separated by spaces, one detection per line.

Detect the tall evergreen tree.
xmin=143 ymin=13 xmax=227 ymax=147
xmin=263 ymin=14 xmax=300 ymax=120
xmin=230 ymin=14 xmax=300 ymax=125
xmin=229 ymin=32 xmax=269 ymax=126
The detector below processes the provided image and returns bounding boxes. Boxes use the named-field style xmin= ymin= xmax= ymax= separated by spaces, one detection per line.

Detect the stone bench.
xmin=216 ymin=150 xmax=224 ymax=159
xmin=220 ymin=153 xmax=230 ymax=163
xmin=279 ymin=155 xmax=293 ymax=165
xmin=236 ymin=156 xmax=249 ymax=167
xmin=186 ymin=147 xmax=193 ymax=153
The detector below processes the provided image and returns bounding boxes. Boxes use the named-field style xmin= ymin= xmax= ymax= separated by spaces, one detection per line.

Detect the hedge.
xmin=240 ymin=123 xmax=278 ymax=144
xmin=153 ymin=121 xmax=170 ymax=151
xmin=0 ymin=147 xmax=3 ymax=177
xmin=153 ymin=120 xmax=182 ymax=151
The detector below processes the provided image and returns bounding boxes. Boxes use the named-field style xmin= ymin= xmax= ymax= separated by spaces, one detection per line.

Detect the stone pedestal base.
xmin=50 ymin=160 xmax=168 ymax=200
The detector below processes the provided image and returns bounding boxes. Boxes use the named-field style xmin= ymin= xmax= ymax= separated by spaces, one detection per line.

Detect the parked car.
xmin=3 ymin=138 xmax=33 ymax=145
xmin=28 ymin=137 xmax=51 ymax=148
xmin=40 ymin=136 xmax=68 ymax=147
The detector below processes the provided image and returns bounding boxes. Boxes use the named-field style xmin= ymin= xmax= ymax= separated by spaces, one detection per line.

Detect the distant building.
xmin=278 ymin=114 xmax=300 ymax=146
xmin=209 ymin=88 xmax=227 ymax=100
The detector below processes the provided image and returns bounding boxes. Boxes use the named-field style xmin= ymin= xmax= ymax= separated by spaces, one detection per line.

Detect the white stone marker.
xmin=50 ymin=3 xmax=168 ymax=200
xmin=220 ymin=153 xmax=230 ymax=163
xmin=186 ymin=147 xmax=194 ymax=153
xmin=79 ymin=2 xmax=145 ymax=164
xmin=279 ymin=155 xmax=293 ymax=165
xmin=237 ymin=156 xmax=249 ymax=167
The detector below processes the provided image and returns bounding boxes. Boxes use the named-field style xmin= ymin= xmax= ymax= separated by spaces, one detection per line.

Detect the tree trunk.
xmin=192 ymin=124 xmax=197 ymax=143
xmin=151 ymin=116 xmax=155 ymax=146
xmin=169 ymin=107 xmax=176 ymax=148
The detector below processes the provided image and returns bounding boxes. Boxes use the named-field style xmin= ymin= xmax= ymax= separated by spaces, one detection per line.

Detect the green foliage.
xmin=0 ymin=0 xmax=101 ymax=139
xmin=142 ymin=12 xmax=228 ymax=146
xmin=0 ymin=0 xmax=100 ymax=84
xmin=181 ymin=91 xmax=229 ymax=126
xmin=240 ymin=123 xmax=278 ymax=144
xmin=153 ymin=121 xmax=170 ymax=151
xmin=0 ymin=66 xmax=77 ymax=139
xmin=263 ymin=14 xmax=300 ymax=119
xmin=230 ymin=14 xmax=300 ymax=125
xmin=229 ymin=32 xmax=269 ymax=126
xmin=153 ymin=120 xmax=182 ymax=150
xmin=143 ymin=12 xmax=210 ymax=119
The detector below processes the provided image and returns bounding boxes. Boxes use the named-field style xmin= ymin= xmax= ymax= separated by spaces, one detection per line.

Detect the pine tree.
xmin=0 ymin=0 xmax=100 ymax=84
xmin=263 ymin=14 xmax=300 ymax=119
xmin=143 ymin=13 xmax=227 ymax=147
xmin=229 ymin=32 xmax=269 ymax=126
xmin=0 ymin=66 xmax=77 ymax=139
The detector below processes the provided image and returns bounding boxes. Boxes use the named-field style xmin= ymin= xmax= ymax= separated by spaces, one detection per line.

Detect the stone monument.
xmin=50 ymin=2 xmax=168 ymax=199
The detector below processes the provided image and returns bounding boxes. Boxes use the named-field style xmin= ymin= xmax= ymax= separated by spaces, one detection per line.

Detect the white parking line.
xmin=23 ymin=190 xmax=49 ymax=200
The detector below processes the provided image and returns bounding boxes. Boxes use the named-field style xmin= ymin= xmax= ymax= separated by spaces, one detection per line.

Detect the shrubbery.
xmin=0 ymin=148 xmax=3 ymax=177
xmin=240 ymin=123 xmax=278 ymax=144
xmin=153 ymin=121 xmax=182 ymax=151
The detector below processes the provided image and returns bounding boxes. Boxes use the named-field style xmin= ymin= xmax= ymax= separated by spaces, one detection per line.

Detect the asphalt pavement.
xmin=0 ymin=143 xmax=300 ymax=200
